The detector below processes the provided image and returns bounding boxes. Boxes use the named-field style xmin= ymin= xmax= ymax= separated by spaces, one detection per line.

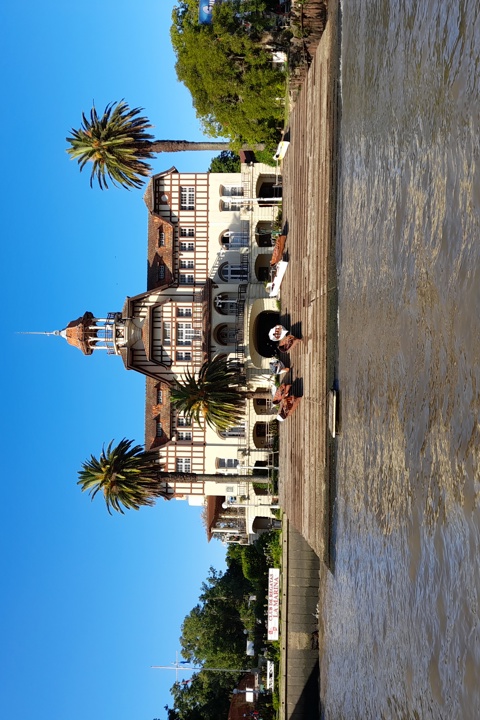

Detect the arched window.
xmin=220 ymin=231 xmax=248 ymax=249
xmin=220 ymin=187 xmax=243 ymax=212
xmin=215 ymin=324 xmax=237 ymax=346
xmin=214 ymin=294 xmax=237 ymax=315
xmin=253 ymin=422 xmax=273 ymax=449
xmin=219 ymin=424 xmax=246 ymax=439
xmin=218 ymin=262 xmax=248 ymax=282
xmin=216 ymin=458 xmax=239 ymax=469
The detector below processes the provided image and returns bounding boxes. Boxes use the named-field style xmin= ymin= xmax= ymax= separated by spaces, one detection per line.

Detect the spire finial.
xmin=16 ymin=330 xmax=64 ymax=337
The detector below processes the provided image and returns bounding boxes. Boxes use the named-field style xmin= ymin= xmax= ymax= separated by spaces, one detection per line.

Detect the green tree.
xmin=180 ymin=601 xmax=247 ymax=668
xmin=78 ymin=438 xmax=172 ymax=514
xmin=208 ymin=151 xmax=241 ymax=173
xmin=165 ymin=531 xmax=281 ymax=720
xmin=66 ymin=100 xmax=231 ymax=190
xmin=167 ymin=669 xmax=238 ymax=720
xmin=170 ymin=356 xmax=246 ymax=432
xmin=78 ymin=437 xmax=264 ymax=514
xmin=171 ymin=0 xmax=286 ymax=148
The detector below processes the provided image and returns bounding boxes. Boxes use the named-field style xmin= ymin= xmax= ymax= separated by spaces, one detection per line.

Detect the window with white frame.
xmin=217 ymin=458 xmax=239 ymax=469
xmin=218 ymin=263 xmax=248 ymax=282
xmin=179 ymin=274 xmax=194 ymax=285
xmin=163 ymin=322 xmax=171 ymax=345
xmin=177 ymin=431 xmax=193 ymax=441
xmin=220 ymin=424 xmax=246 ymax=438
xmin=221 ymin=198 xmax=243 ymax=211
xmin=176 ymin=457 xmax=192 ymax=473
xmin=176 ymin=350 xmax=192 ymax=362
xmin=222 ymin=185 xmax=243 ymax=197
xmin=157 ymin=389 xmax=163 ymax=404
xmin=180 ymin=242 xmax=195 ymax=252
xmin=158 ymin=264 xmax=166 ymax=281
xmin=180 ymin=227 xmax=195 ymax=237
xmin=156 ymin=421 xmax=163 ymax=437
xmin=158 ymin=231 xmax=165 ymax=247
xmin=221 ymin=231 xmax=248 ymax=249
xmin=180 ymin=187 xmax=195 ymax=211
xmin=176 ymin=323 xmax=199 ymax=345
xmin=176 ymin=415 xmax=192 ymax=427
xmin=180 ymin=259 xmax=195 ymax=270
xmin=177 ymin=307 xmax=192 ymax=317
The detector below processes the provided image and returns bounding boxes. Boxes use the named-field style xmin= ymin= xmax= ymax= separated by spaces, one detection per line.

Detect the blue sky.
xmin=0 ymin=2 xmax=227 ymax=719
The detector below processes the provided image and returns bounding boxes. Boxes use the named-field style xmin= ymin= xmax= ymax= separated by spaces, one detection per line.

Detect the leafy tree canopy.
xmin=171 ymin=0 xmax=286 ymax=148
xmin=208 ymin=151 xmax=241 ymax=173
xmin=164 ymin=533 xmax=281 ymax=720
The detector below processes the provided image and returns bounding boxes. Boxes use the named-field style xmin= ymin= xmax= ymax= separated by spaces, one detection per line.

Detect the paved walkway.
xmin=277 ymin=2 xmax=340 ymax=719
xmin=279 ymin=519 xmax=320 ymax=720
xmin=278 ymin=0 xmax=340 ymax=562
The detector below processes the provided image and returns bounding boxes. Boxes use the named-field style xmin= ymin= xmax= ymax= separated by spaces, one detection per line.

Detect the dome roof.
xmin=62 ymin=311 xmax=97 ymax=355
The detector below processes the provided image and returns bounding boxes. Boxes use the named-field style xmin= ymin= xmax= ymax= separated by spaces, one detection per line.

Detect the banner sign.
xmin=198 ymin=0 xmax=221 ymax=24
xmin=267 ymin=568 xmax=280 ymax=641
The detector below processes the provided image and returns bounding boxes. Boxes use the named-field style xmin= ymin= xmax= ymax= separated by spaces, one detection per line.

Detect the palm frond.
xmin=66 ymin=100 xmax=155 ymax=190
xmin=170 ymin=356 xmax=245 ymax=432
xmin=77 ymin=438 xmax=167 ymax=514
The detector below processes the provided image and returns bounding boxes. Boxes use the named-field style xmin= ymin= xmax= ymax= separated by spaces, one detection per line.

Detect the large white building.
xmin=58 ymin=159 xmax=284 ymax=543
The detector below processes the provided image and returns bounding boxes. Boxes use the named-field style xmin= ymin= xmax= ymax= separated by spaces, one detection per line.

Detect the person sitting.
xmin=268 ymin=324 xmax=289 ymax=342
xmin=276 ymin=395 xmax=302 ymax=421
xmin=268 ymin=324 xmax=302 ymax=351
xmin=272 ymin=383 xmax=292 ymax=405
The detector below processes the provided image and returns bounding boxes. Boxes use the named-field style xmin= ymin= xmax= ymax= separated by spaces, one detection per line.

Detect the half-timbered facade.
xmin=58 ymin=160 xmax=283 ymax=543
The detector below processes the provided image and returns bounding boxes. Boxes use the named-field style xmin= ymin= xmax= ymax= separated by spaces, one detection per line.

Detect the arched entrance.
xmin=254 ymin=255 xmax=271 ymax=282
xmin=255 ymin=222 xmax=274 ymax=247
xmin=254 ymin=398 xmax=275 ymax=415
xmin=252 ymin=517 xmax=282 ymax=532
xmin=253 ymin=311 xmax=280 ymax=358
xmin=256 ymin=176 xmax=282 ymax=207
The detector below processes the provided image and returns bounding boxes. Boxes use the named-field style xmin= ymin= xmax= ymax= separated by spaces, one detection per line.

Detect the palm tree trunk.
xmin=149 ymin=141 xmax=265 ymax=153
xmin=160 ymin=472 xmax=269 ymax=483
xmin=245 ymin=390 xmax=273 ymax=400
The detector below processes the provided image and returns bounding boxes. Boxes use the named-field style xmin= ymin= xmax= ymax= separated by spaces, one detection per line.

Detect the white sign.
xmin=267 ymin=568 xmax=280 ymax=641
xmin=266 ymin=660 xmax=275 ymax=690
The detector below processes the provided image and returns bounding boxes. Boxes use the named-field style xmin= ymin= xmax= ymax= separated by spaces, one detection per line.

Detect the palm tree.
xmin=170 ymin=356 xmax=247 ymax=433
xmin=66 ymin=100 xmax=234 ymax=189
xmin=78 ymin=438 xmax=174 ymax=514
xmin=78 ymin=437 xmax=268 ymax=515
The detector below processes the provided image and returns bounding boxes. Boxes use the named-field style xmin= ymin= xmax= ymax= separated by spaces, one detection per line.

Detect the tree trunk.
xmin=245 ymin=390 xmax=273 ymax=400
xmin=149 ymin=140 xmax=265 ymax=153
xmin=160 ymin=472 xmax=269 ymax=483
